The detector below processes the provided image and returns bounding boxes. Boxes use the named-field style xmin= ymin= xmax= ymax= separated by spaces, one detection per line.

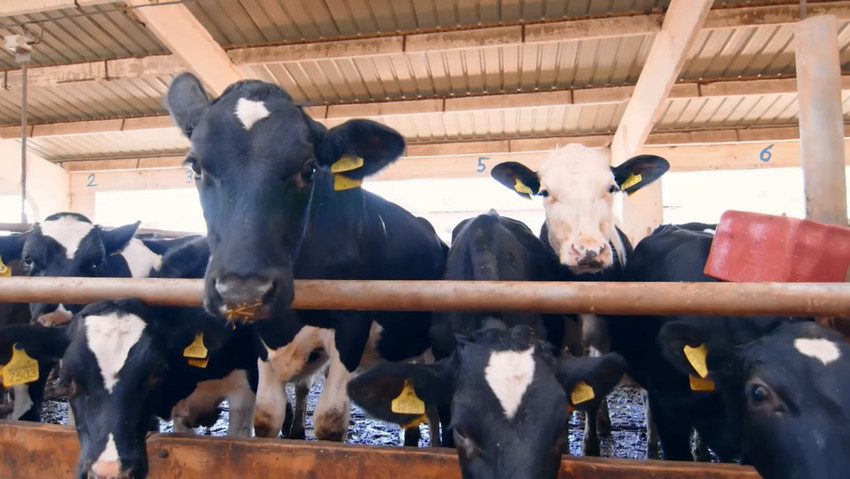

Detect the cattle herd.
xmin=0 ymin=73 xmax=846 ymax=479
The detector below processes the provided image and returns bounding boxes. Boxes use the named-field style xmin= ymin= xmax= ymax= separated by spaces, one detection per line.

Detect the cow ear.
xmin=556 ymin=353 xmax=626 ymax=412
xmin=347 ymin=361 xmax=454 ymax=427
xmin=165 ymin=73 xmax=211 ymax=139
xmin=491 ymin=162 xmax=540 ymax=199
xmin=101 ymin=221 xmax=141 ymax=255
xmin=0 ymin=232 xmax=26 ymax=264
xmin=611 ymin=155 xmax=669 ymax=195
xmin=315 ymin=119 xmax=406 ymax=180
xmin=0 ymin=324 xmax=70 ymax=366
xmin=657 ymin=320 xmax=728 ymax=379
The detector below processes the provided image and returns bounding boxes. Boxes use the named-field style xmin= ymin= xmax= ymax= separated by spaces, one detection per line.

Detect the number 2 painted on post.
xmin=476 ymin=157 xmax=490 ymax=173
xmin=86 ymin=174 xmax=97 ymax=187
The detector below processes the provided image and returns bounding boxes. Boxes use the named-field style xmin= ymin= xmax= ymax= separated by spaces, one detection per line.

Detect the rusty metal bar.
xmin=0 ymin=277 xmax=848 ymax=316
xmin=0 ymin=421 xmax=759 ymax=479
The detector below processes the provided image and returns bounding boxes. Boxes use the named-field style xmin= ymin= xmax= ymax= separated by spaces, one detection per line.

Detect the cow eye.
xmin=22 ymin=255 xmax=34 ymax=269
xmin=91 ymin=257 xmax=105 ymax=271
xmin=301 ymin=161 xmax=317 ymax=183
xmin=749 ymin=384 xmax=770 ymax=404
xmin=538 ymin=189 xmax=549 ymax=198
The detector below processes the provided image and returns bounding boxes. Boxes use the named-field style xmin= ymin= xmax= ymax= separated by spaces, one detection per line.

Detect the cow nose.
xmin=89 ymin=461 xmax=123 ymax=479
xmin=214 ymin=276 xmax=275 ymax=308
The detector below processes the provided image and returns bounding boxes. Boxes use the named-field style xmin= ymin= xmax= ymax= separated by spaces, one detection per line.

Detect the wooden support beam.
xmin=0 ymin=422 xmax=758 ymax=479
xmin=611 ymin=0 xmax=713 ymax=244
xmin=124 ymin=0 xmax=245 ymax=96
xmin=796 ymin=15 xmax=849 ymax=226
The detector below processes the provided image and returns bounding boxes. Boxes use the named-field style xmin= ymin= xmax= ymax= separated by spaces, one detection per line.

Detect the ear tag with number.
xmin=183 ymin=332 xmax=208 ymax=360
xmin=0 ymin=256 xmax=10 ymax=277
xmin=689 ymin=374 xmax=715 ymax=391
xmin=619 ymin=173 xmax=642 ymax=191
xmin=334 ymin=174 xmax=364 ymax=191
xmin=570 ymin=380 xmax=596 ymax=405
xmin=330 ymin=155 xmax=364 ymax=173
xmin=188 ymin=357 xmax=209 ymax=369
xmin=514 ymin=178 xmax=534 ymax=196
xmin=2 ymin=343 xmax=39 ymax=387
xmin=391 ymin=379 xmax=426 ymax=415
xmin=683 ymin=343 xmax=709 ymax=378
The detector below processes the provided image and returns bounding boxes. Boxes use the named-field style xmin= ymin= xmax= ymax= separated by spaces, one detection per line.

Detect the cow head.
xmin=63 ymin=299 xmax=233 ymax=479
xmin=659 ymin=319 xmax=850 ymax=478
xmin=165 ymin=73 xmax=405 ymax=321
xmin=491 ymin=144 xmax=668 ymax=274
xmin=0 ymin=213 xmax=142 ymax=326
xmin=348 ymin=324 xmax=626 ymax=479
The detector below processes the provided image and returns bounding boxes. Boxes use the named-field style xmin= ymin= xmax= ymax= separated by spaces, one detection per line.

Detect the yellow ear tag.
xmin=391 ymin=379 xmax=426 ymax=415
xmin=183 ymin=332 xmax=208 ymax=360
xmin=570 ymin=380 xmax=596 ymax=405
xmin=188 ymin=357 xmax=209 ymax=369
xmin=400 ymin=413 xmax=428 ymax=429
xmin=330 ymin=155 xmax=364 ymax=173
xmin=0 ymin=256 xmax=10 ymax=277
xmin=689 ymin=374 xmax=715 ymax=392
xmin=513 ymin=178 xmax=534 ymax=196
xmin=683 ymin=343 xmax=709 ymax=378
xmin=620 ymin=173 xmax=642 ymax=191
xmin=2 ymin=343 xmax=39 ymax=387
xmin=333 ymin=174 xmax=364 ymax=191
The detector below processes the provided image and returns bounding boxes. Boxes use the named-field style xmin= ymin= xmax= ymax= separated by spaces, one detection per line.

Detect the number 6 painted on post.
xmin=759 ymin=144 xmax=774 ymax=163
xmin=476 ymin=157 xmax=490 ymax=173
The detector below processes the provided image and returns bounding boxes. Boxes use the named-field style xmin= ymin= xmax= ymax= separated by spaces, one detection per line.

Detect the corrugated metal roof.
xmin=0 ymin=76 xmax=170 ymax=125
xmin=0 ymin=4 xmax=166 ymax=70
xmin=24 ymin=127 xmax=188 ymax=161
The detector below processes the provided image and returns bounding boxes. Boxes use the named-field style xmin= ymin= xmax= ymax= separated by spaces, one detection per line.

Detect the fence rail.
xmin=1 ymin=277 xmax=848 ymax=317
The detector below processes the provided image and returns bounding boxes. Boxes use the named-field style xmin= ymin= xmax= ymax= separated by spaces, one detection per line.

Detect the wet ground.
xmin=30 ymin=373 xmax=658 ymax=459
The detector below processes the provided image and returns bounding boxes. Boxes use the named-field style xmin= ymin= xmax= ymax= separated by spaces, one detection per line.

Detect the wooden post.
xmin=621 ymin=180 xmax=664 ymax=246
xmin=796 ymin=14 xmax=848 ymax=226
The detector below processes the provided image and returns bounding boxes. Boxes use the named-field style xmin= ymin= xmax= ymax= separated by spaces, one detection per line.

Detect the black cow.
xmin=165 ymin=73 xmax=447 ymax=442
xmin=0 ymin=213 xmax=159 ymax=326
xmin=659 ymin=319 xmax=848 ymax=479
xmin=348 ymin=211 xmax=626 ymax=478
xmin=490 ymin=143 xmax=669 ymax=455
xmin=609 ymin=224 xmax=804 ymax=461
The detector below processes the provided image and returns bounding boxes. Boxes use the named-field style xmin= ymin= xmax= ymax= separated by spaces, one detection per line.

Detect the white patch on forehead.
xmin=85 ymin=313 xmax=146 ymax=393
xmin=40 ymin=216 xmax=95 ymax=260
xmin=794 ymin=338 xmax=841 ymax=366
xmin=120 ymin=239 xmax=162 ymax=278
xmin=235 ymin=98 xmax=270 ymax=131
xmin=484 ymin=347 xmax=536 ymax=420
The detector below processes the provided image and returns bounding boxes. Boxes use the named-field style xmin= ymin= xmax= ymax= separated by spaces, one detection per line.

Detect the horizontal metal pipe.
xmin=0 ymin=277 xmax=848 ymax=317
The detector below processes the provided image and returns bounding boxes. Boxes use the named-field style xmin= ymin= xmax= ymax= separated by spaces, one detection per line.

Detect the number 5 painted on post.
xmin=476 ymin=157 xmax=490 ymax=173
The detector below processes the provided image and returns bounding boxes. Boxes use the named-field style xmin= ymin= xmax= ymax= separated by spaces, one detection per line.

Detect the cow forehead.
xmin=538 ymin=144 xmax=613 ymax=192
xmin=39 ymin=216 xmax=96 ymax=260
xmin=84 ymin=312 xmax=147 ymax=394
xmin=793 ymin=337 xmax=842 ymax=366
xmin=483 ymin=347 xmax=536 ymax=420
xmin=235 ymin=98 xmax=271 ymax=131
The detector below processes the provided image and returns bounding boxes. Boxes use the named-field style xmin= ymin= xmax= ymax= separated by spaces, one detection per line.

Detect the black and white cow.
xmin=611 ymin=224 xmax=806 ymax=461
xmin=165 ymin=73 xmax=447 ymax=442
xmin=0 ymin=213 xmax=161 ymax=326
xmin=349 ymin=210 xmax=627 ymax=472
xmin=659 ymin=318 xmax=848 ymax=478
xmin=490 ymin=143 xmax=669 ymax=454
xmin=0 ymin=324 xmax=68 ymax=422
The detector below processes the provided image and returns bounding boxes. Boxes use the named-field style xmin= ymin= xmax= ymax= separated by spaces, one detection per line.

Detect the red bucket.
xmin=704 ymin=210 xmax=850 ymax=283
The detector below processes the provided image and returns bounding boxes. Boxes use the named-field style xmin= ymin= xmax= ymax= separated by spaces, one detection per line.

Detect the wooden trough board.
xmin=0 ymin=421 xmax=759 ymax=478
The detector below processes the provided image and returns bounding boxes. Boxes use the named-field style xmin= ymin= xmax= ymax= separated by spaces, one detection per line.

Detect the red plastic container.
xmin=704 ymin=210 xmax=850 ymax=283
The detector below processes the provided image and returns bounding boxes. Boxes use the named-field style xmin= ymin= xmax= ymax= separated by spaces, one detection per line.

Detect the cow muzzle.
xmin=32 ymin=303 xmax=74 ymax=327
xmin=562 ymin=243 xmax=611 ymax=273
xmin=212 ymin=275 xmax=277 ymax=322
xmin=87 ymin=461 xmax=132 ymax=479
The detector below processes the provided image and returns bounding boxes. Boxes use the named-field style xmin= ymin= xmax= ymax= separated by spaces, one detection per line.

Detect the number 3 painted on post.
xmin=476 ymin=157 xmax=490 ymax=173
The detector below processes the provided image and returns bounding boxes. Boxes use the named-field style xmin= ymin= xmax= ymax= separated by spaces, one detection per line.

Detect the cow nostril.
xmin=585 ymin=250 xmax=598 ymax=259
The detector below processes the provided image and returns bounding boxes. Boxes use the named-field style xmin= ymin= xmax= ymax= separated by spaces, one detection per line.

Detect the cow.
xmin=611 ymin=223 xmax=807 ymax=461
xmin=165 ymin=73 xmax=447 ymax=443
xmin=659 ymin=318 xmax=846 ymax=479
xmin=348 ymin=210 xmax=627 ymax=469
xmin=490 ymin=143 xmax=669 ymax=455
xmin=0 ymin=212 xmax=161 ymax=326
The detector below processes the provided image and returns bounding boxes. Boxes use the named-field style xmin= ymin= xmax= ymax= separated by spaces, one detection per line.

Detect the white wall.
xmin=0 ymin=139 xmax=70 ymax=222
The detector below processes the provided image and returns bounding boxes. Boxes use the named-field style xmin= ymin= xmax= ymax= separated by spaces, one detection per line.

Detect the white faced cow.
xmin=491 ymin=143 xmax=669 ymax=455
